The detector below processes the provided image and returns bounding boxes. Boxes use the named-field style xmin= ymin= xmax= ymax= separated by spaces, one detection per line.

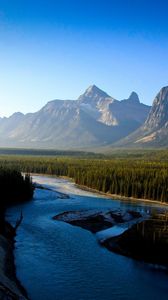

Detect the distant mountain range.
xmin=1 ymin=84 xmax=168 ymax=149
xmin=0 ymin=85 xmax=151 ymax=149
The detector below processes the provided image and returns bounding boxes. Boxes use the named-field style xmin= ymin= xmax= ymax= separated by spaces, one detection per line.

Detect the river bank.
xmin=0 ymin=221 xmax=28 ymax=299
xmin=31 ymin=173 xmax=168 ymax=207
xmin=76 ymin=183 xmax=168 ymax=207
xmin=0 ymin=171 xmax=34 ymax=299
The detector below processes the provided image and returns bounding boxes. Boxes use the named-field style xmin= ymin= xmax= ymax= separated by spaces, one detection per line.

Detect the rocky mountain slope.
xmin=115 ymin=86 xmax=168 ymax=147
xmin=0 ymin=85 xmax=150 ymax=149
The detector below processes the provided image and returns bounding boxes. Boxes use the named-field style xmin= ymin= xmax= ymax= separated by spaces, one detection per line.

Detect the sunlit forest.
xmin=0 ymin=150 xmax=167 ymax=203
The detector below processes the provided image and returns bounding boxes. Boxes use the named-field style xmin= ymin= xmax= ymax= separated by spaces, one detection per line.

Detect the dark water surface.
xmin=7 ymin=175 xmax=168 ymax=300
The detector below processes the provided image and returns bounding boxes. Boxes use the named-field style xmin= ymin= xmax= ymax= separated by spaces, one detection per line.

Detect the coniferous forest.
xmin=0 ymin=168 xmax=34 ymax=204
xmin=0 ymin=168 xmax=34 ymax=232
xmin=0 ymin=153 xmax=167 ymax=203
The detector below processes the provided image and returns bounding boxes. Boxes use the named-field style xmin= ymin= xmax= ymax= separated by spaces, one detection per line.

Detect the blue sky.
xmin=0 ymin=0 xmax=168 ymax=116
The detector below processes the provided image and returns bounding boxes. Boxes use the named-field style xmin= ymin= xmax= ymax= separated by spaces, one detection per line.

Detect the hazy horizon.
xmin=0 ymin=0 xmax=168 ymax=117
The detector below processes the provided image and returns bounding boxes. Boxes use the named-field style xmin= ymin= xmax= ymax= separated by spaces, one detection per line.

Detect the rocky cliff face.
xmin=115 ymin=86 xmax=168 ymax=147
xmin=144 ymin=86 xmax=168 ymax=130
xmin=0 ymin=85 xmax=150 ymax=149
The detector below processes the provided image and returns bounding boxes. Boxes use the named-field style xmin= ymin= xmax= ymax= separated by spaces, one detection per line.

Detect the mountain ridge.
xmin=0 ymin=85 xmax=151 ymax=149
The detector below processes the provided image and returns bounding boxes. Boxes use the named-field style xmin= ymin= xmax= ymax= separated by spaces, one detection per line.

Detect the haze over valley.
xmin=0 ymin=84 xmax=168 ymax=149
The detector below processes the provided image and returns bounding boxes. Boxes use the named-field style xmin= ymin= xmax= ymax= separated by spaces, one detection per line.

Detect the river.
xmin=6 ymin=175 xmax=168 ymax=300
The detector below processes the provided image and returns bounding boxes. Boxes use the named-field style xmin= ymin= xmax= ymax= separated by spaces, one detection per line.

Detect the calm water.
xmin=7 ymin=175 xmax=168 ymax=300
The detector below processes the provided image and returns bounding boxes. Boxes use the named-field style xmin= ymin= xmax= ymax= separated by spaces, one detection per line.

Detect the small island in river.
xmin=54 ymin=209 xmax=168 ymax=268
xmin=53 ymin=209 xmax=143 ymax=233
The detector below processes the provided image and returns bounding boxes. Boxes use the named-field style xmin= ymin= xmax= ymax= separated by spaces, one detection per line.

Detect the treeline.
xmin=0 ymin=155 xmax=167 ymax=203
xmin=0 ymin=148 xmax=103 ymax=158
xmin=74 ymin=162 xmax=168 ymax=202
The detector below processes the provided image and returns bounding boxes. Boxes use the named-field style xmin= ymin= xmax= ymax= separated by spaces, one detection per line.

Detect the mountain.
xmin=0 ymin=85 xmax=150 ymax=149
xmin=115 ymin=86 xmax=168 ymax=147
